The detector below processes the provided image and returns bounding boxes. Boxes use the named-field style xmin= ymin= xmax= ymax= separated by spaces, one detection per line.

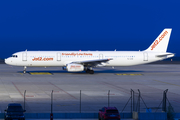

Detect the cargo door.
xmin=22 ymin=52 xmax=27 ymax=61
xmin=99 ymin=54 xmax=103 ymax=59
xmin=143 ymin=53 xmax=148 ymax=61
xmin=57 ymin=53 xmax=61 ymax=61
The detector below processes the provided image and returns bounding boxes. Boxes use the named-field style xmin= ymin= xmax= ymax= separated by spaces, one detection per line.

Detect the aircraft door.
xmin=99 ymin=54 xmax=103 ymax=59
xmin=22 ymin=52 xmax=27 ymax=61
xmin=57 ymin=53 xmax=61 ymax=61
xmin=143 ymin=53 xmax=148 ymax=61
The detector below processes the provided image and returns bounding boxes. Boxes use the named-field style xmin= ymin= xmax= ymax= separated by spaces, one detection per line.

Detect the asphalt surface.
xmin=0 ymin=64 xmax=179 ymax=113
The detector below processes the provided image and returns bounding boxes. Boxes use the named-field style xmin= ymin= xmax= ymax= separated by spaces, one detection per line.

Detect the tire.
xmin=98 ymin=114 xmax=101 ymax=120
xmin=86 ymin=70 xmax=89 ymax=73
xmin=89 ymin=70 xmax=94 ymax=74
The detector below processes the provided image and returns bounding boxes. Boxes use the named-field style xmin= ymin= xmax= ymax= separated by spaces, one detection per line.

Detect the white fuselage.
xmin=5 ymin=51 xmax=173 ymax=67
xmin=4 ymin=28 xmax=174 ymax=73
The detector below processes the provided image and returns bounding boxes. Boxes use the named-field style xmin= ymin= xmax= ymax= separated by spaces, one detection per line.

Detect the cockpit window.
xmin=12 ymin=55 xmax=18 ymax=58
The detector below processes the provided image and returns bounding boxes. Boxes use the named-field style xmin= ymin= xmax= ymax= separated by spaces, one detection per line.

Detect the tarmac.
xmin=0 ymin=64 xmax=180 ymax=113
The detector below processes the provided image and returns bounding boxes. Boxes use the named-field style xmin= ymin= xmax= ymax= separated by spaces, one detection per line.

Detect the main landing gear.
xmin=23 ymin=66 xmax=27 ymax=74
xmin=85 ymin=68 xmax=94 ymax=74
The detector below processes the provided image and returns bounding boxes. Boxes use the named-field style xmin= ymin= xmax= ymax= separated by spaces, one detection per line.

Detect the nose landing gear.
xmin=23 ymin=66 xmax=27 ymax=74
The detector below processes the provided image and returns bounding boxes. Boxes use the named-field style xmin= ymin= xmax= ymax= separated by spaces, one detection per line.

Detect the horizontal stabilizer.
xmin=156 ymin=53 xmax=174 ymax=58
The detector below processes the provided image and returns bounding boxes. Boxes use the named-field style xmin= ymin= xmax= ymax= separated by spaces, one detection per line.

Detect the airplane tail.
xmin=145 ymin=28 xmax=172 ymax=52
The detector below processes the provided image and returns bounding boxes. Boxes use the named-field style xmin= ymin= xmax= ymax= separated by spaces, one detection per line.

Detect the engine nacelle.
xmin=63 ymin=64 xmax=84 ymax=72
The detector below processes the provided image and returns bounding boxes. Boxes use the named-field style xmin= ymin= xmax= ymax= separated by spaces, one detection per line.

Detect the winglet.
xmin=145 ymin=28 xmax=172 ymax=52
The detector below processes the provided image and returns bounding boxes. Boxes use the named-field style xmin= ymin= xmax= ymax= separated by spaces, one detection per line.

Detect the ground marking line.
xmin=29 ymin=72 xmax=52 ymax=75
xmin=49 ymin=82 xmax=77 ymax=99
xmin=12 ymin=82 xmax=26 ymax=100
xmin=153 ymin=80 xmax=180 ymax=87
xmin=116 ymin=73 xmax=142 ymax=76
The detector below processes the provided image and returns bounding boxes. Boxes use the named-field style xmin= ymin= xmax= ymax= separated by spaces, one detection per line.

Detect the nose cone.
xmin=5 ymin=58 xmax=11 ymax=65
xmin=5 ymin=58 xmax=8 ymax=64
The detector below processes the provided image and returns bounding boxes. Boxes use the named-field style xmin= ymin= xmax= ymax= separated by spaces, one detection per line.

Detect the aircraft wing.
xmin=72 ymin=58 xmax=113 ymax=67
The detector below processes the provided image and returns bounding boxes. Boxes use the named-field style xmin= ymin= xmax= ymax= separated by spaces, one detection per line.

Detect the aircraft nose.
xmin=5 ymin=58 xmax=8 ymax=64
xmin=5 ymin=58 xmax=10 ymax=64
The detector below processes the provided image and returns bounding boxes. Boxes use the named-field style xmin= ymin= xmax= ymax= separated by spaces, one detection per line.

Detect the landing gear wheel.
xmin=85 ymin=69 xmax=94 ymax=74
xmin=89 ymin=70 xmax=94 ymax=74
xmin=86 ymin=69 xmax=90 ymax=73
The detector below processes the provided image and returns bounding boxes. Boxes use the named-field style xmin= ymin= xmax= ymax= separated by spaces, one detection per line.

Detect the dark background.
xmin=0 ymin=0 xmax=180 ymax=59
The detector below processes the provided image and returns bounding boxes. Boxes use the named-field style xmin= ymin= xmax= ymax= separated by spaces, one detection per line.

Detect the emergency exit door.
xmin=22 ymin=52 xmax=27 ymax=61
xmin=57 ymin=53 xmax=61 ymax=61
xmin=99 ymin=54 xmax=103 ymax=59
xmin=143 ymin=53 xmax=148 ymax=61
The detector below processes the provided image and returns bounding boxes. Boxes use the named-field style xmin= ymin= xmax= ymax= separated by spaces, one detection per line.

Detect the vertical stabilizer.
xmin=145 ymin=29 xmax=172 ymax=52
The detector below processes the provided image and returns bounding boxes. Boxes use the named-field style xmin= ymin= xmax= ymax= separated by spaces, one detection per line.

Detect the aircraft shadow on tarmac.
xmin=17 ymin=69 xmax=143 ymax=74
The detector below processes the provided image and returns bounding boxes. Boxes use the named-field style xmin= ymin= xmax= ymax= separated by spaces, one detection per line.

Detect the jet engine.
xmin=62 ymin=64 xmax=84 ymax=72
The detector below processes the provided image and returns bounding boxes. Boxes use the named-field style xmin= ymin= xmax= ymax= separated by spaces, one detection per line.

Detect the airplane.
xmin=5 ymin=28 xmax=174 ymax=74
